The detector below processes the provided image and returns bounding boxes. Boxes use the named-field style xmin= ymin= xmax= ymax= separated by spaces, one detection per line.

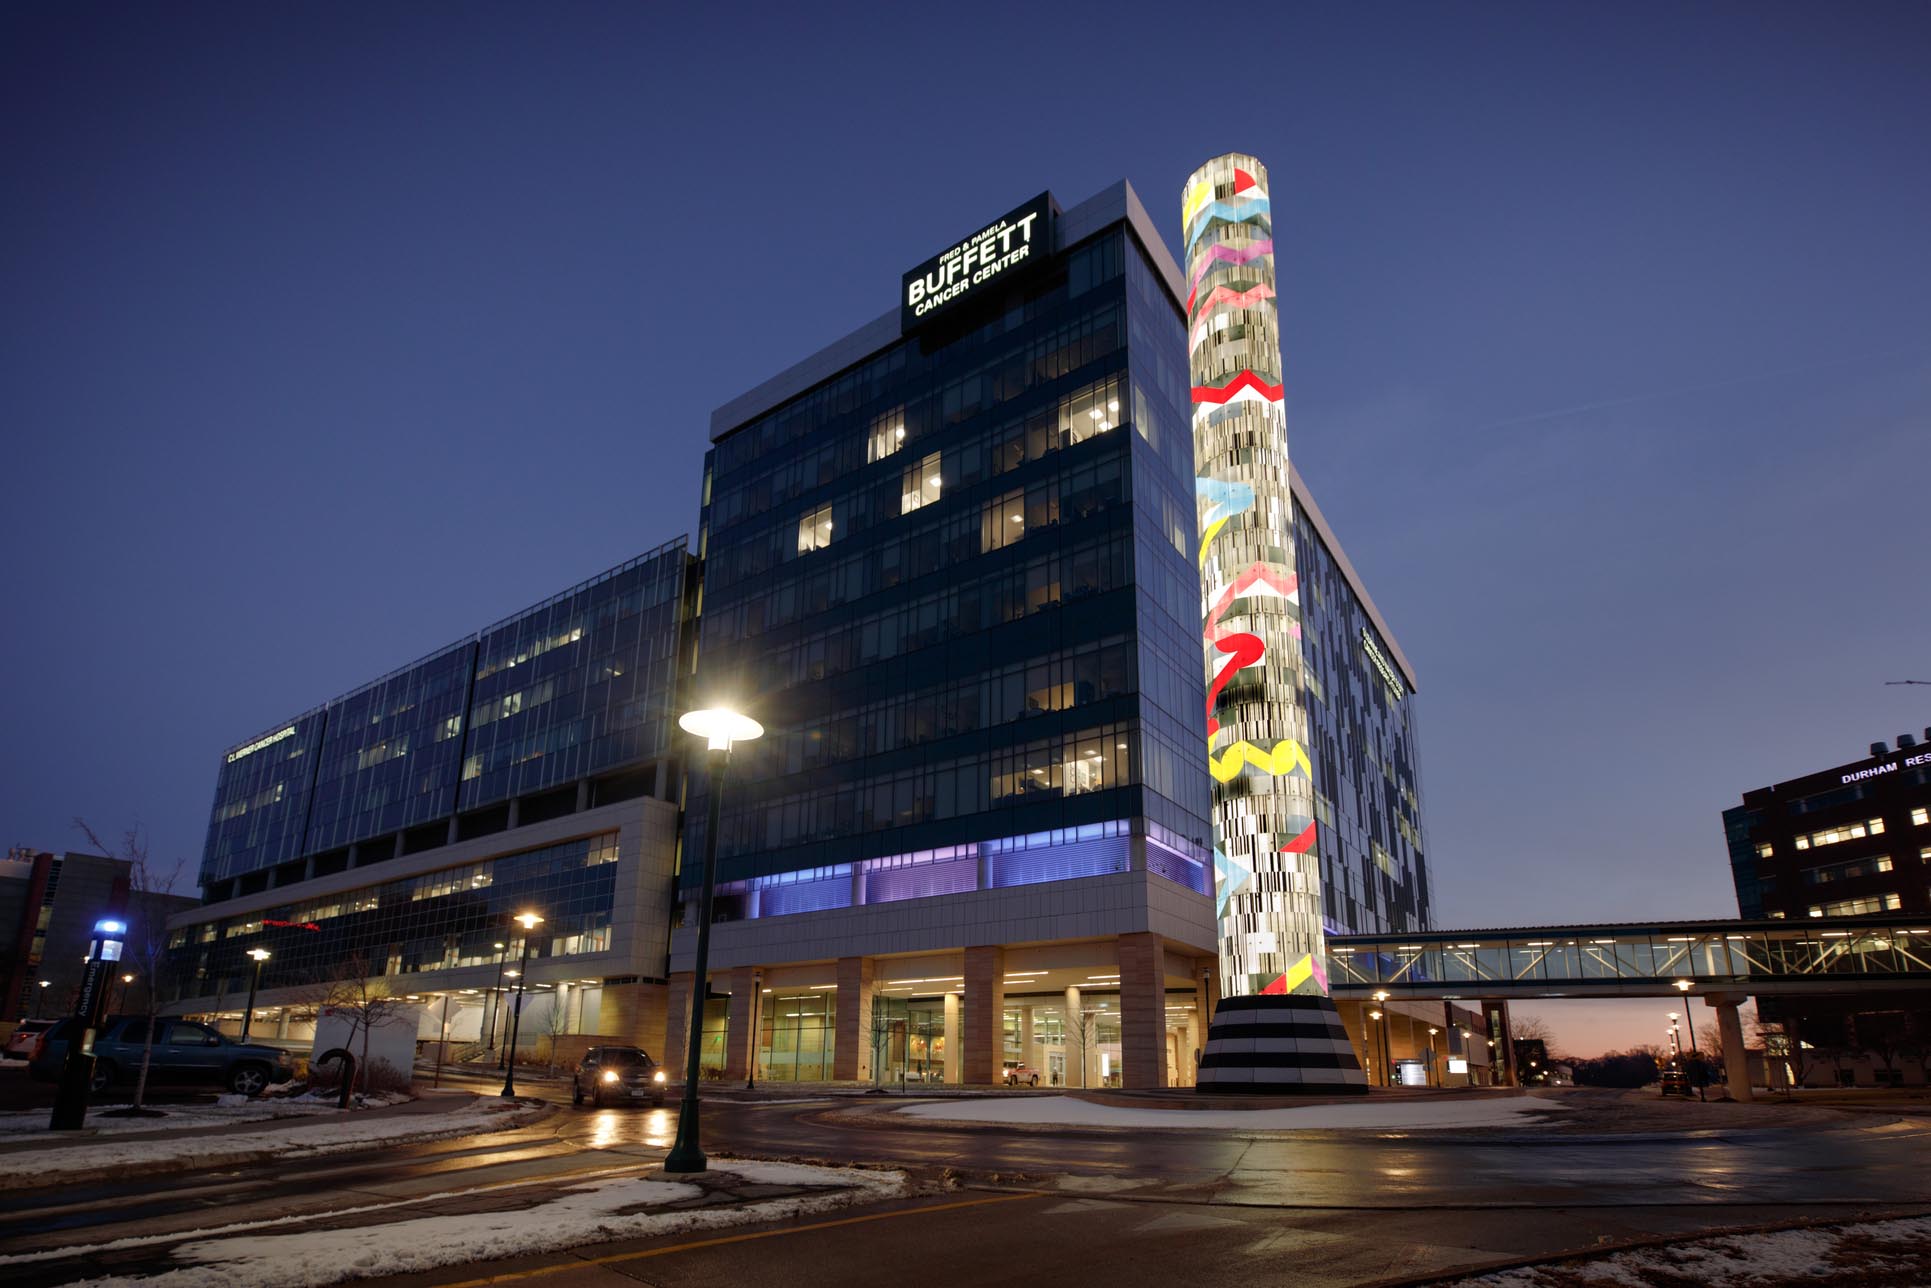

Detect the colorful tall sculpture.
xmin=1186 ymin=152 xmax=1366 ymax=1092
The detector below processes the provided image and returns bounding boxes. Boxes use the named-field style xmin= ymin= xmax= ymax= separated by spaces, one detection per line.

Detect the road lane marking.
xmin=434 ymin=1191 xmax=1041 ymax=1286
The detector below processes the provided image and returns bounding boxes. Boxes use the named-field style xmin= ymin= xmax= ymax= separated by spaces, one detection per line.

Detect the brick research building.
xmin=671 ymin=180 xmax=1431 ymax=1090
xmin=159 ymin=177 xmax=1433 ymax=1088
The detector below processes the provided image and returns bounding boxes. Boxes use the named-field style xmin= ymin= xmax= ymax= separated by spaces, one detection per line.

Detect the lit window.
xmin=1915 ymin=808 xmax=1929 ymax=826
xmin=901 ymin=453 xmax=941 ymax=515
xmin=981 ymin=489 xmax=1025 ymax=552
xmin=1755 ymin=842 xmax=1774 ymax=859
xmin=868 ymin=409 xmax=906 ymax=462
xmin=798 ymin=504 xmax=834 ymax=553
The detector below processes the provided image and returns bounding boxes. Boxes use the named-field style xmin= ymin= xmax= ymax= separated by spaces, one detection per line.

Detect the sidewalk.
xmin=0 ymin=1089 xmax=549 ymax=1189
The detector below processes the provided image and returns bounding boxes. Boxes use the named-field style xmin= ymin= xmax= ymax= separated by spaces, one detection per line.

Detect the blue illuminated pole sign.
xmin=49 ymin=917 xmax=127 ymax=1130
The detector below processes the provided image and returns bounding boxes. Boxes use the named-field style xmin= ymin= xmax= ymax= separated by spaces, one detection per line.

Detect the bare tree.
xmin=1510 ymin=1012 xmax=1557 ymax=1054
xmin=1063 ymin=1006 xmax=1095 ymax=1088
xmin=75 ymin=818 xmax=185 ymax=1117
xmin=536 ymin=989 xmax=571 ymax=1074
xmin=309 ymin=952 xmax=414 ymax=1099
xmin=868 ymin=986 xmax=897 ymax=1086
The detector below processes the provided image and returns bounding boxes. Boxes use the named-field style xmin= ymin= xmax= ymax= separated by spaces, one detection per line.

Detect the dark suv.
xmin=28 ymin=1016 xmax=294 ymax=1096
xmin=572 ymin=1045 xmax=665 ymax=1107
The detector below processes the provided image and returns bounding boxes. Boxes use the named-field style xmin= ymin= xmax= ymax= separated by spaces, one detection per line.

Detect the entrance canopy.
xmin=1328 ymin=916 xmax=1931 ymax=1000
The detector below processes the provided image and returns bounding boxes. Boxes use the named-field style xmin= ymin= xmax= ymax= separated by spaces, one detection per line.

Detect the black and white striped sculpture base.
xmin=1195 ymin=994 xmax=1369 ymax=1094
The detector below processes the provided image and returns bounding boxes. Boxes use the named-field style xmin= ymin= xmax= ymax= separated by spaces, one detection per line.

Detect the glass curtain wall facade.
xmin=199 ymin=540 xmax=689 ymax=901
xmin=165 ymin=833 xmax=622 ymax=1002
xmin=685 ymin=219 xmax=1212 ymax=912
xmin=1295 ymin=507 xmax=1430 ymax=935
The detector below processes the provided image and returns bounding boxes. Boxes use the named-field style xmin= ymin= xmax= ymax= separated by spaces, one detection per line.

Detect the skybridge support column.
xmin=1707 ymin=993 xmax=1753 ymax=1103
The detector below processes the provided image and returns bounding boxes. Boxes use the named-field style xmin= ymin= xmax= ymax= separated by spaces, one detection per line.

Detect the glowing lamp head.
xmin=121 ymin=973 xmax=135 ymax=984
xmin=248 ymin=948 xmax=271 ymax=963
xmin=1673 ymin=978 xmax=1693 ymax=993
xmin=514 ymin=912 xmax=544 ymax=932
xmin=91 ymin=918 xmax=127 ymax=962
xmin=679 ymin=707 xmax=763 ymax=751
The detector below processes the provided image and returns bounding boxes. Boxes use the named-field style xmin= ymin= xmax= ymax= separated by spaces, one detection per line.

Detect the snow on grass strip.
xmin=894 ymin=1094 xmax=1570 ymax=1132
xmin=70 ymin=1160 xmax=907 ymax=1288
xmin=0 ymin=1097 xmax=543 ymax=1185
xmin=1445 ymin=1213 xmax=1931 ymax=1286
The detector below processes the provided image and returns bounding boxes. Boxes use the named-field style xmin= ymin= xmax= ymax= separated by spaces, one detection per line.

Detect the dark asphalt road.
xmin=2 ymin=1088 xmax=1928 ymax=1286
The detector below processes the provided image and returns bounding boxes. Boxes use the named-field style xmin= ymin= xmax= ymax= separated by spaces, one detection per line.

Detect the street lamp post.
xmin=241 ymin=949 xmax=271 ymax=1041
xmin=485 ymin=941 xmax=509 ymax=1057
xmin=1371 ymin=990 xmax=1393 ymax=1087
xmin=49 ymin=918 xmax=127 ymax=1130
xmin=1675 ymin=980 xmax=1706 ymax=1101
xmin=499 ymin=913 xmax=544 ymax=1098
xmin=117 ymin=973 xmax=136 ymax=1015
xmin=34 ymin=980 xmax=50 ymax=1018
xmin=665 ymin=706 xmax=763 ymax=1175
xmin=1427 ymin=1027 xmax=1440 ymax=1088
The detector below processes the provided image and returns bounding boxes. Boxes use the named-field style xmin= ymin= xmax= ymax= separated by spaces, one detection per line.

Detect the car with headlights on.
xmin=572 ymin=1045 xmax=666 ymax=1107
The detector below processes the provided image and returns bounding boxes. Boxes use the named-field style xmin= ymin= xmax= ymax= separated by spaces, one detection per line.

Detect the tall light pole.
xmin=485 ymin=940 xmax=509 ymax=1056
xmin=665 ymin=706 xmax=763 ymax=1174
xmin=1371 ymin=990 xmax=1393 ymax=1087
xmin=34 ymin=980 xmax=50 ymax=1018
xmin=1427 ymin=1027 xmax=1440 ymax=1088
xmin=499 ymin=913 xmax=544 ymax=1098
xmin=241 ymin=949 xmax=271 ymax=1040
xmin=117 ymin=973 xmax=136 ymax=1015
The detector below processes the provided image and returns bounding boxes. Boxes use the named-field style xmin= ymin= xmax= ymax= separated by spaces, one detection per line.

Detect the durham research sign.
xmin=901 ymin=192 xmax=1055 ymax=331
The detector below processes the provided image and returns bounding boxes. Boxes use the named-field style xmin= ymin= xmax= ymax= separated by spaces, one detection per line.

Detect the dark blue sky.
xmin=4 ymin=3 xmax=1926 ymax=1050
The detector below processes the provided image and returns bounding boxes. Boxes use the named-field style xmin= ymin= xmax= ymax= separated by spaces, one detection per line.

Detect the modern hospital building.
xmin=162 ymin=170 xmax=1439 ymax=1089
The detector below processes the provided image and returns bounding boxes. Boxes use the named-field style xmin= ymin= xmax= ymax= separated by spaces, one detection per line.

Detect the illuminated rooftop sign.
xmin=901 ymin=192 xmax=1055 ymax=331
xmin=226 ymin=726 xmax=296 ymax=764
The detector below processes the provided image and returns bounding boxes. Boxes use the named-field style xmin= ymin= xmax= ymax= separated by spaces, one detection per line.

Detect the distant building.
xmin=1725 ymin=732 xmax=1931 ymax=921
xmin=1 ymin=848 xmax=194 ymax=1021
xmin=1724 ymin=731 xmax=1931 ymax=1058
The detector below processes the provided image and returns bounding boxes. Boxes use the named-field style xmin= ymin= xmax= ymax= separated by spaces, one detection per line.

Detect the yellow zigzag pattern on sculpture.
xmin=1207 ymin=738 xmax=1312 ymax=783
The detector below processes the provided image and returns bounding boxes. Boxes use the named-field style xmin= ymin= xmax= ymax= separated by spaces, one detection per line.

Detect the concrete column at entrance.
xmin=833 ymin=957 xmax=875 ymax=1082
xmin=1020 ymin=1006 xmax=1034 ymax=1071
xmin=663 ymin=971 xmax=694 ymax=1076
xmin=1182 ymin=1010 xmax=1200 ymax=1086
xmin=943 ymin=993 xmax=960 ymax=1084
xmin=1063 ymin=986 xmax=1084 ymax=1087
xmin=723 ymin=966 xmax=759 ymax=1080
xmin=277 ymin=1010 xmax=291 ymax=1039
xmin=1708 ymin=994 xmax=1754 ymax=1103
xmin=962 ymin=945 xmax=1005 ymax=1085
xmin=1118 ymin=932 xmax=1168 ymax=1090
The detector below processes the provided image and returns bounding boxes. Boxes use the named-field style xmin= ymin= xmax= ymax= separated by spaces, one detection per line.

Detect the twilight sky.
xmin=4 ymin=3 xmax=1926 ymax=1055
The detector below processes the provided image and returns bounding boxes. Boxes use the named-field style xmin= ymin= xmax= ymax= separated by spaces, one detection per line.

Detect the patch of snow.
xmin=65 ymin=1160 xmax=905 ymax=1288
xmin=895 ymin=1094 xmax=1569 ymax=1132
xmin=1450 ymin=1215 xmax=1931 ymax=1286
xmin=3 ymin=1096 xmax=542 ymax=1178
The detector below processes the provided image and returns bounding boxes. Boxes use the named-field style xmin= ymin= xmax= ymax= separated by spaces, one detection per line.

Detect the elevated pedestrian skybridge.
xmin=1326 ymin=916 xmax=1931 ymax=1000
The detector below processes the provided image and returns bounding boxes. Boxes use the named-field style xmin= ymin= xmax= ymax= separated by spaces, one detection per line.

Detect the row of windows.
xmin=720 ymin=533 xmax=1134 ymax=695
xmin=717 ymin=722 xmax=1138 ymax=857
xmin=713 ymin=372 xmax=1127 ymax=591
xmin=1794 ymin=817 xmax=1886 ymax=850
xmin=167 ymin=833 xmax=623 ymax=999
xmin=1803 ymin=855 xmax=1894 ymax=885
xmin=760 ymin=636 xmax=1136 ymax=775
xmin=735 ymin=453 xmax=1128 ymax=639
xmin=1807 ymin=893 xmax=1903 ymax=917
